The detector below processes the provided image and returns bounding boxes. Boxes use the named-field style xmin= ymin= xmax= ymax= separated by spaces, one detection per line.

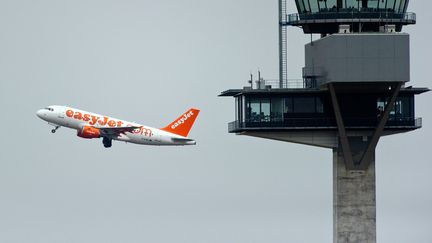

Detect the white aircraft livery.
xmin=36 ymin=105 xmax=200 ymax=148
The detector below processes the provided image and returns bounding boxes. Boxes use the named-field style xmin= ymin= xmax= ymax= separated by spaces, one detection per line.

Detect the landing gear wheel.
xmin=103 ymin=137 xmax=112 ymax=148
xmin=51 ymin=126 xmax=60 ymax=134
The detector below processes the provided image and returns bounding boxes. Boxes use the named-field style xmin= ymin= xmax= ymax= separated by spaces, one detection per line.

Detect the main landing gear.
xmin=102 ymin=137 xmax=112 ymax=148
xmin=51 ymin=126 xmax=60 ymax=133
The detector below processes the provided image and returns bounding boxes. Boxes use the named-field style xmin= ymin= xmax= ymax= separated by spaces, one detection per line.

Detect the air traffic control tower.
xmin=220 ymin=1 xmax=428 ymax=242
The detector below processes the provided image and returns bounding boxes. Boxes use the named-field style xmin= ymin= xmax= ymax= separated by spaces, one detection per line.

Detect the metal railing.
xmin=228 ymin=116 xmax=421 ymax=132
xmin=415 ymin=117 xmax=422 ymax=127
xmin=303 ymin=67 xmax=324 ymax=78
xmin=228 ymin=120 xmax=240 ymax=132
xmin=254 ymin=79 xmax=314 ymax=89
xmin=285 ymin=11 xmax=416 ymax=25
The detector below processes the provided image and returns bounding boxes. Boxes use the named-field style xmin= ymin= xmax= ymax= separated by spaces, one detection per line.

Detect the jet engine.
xmin=77 ymin=126 xmax=100 ymax=139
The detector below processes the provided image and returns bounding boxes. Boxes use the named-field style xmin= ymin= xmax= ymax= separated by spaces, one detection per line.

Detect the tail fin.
xmin=161 ymin=108 xmax=200 ymax=137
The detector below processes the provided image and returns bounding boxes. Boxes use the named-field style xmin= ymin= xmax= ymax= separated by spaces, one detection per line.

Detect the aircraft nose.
xmin=36 ymin=109 xmax=45 ymax=118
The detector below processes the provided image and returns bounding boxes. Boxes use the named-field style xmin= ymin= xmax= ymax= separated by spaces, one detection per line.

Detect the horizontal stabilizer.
xmin=171 ymin=137 xmax=196 ymax=145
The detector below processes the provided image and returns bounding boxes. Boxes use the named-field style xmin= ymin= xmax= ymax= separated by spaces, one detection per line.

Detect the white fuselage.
xmin=36 ymin=105 xmax=196 ymax=146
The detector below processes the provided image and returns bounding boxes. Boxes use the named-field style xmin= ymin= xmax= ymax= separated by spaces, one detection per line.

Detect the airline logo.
xmin=161 ymin=108 xmax=199 ymax=137
xmin=66 ymin=109 xmax=123 ymax=127
xmin=135 ymin=127 xmax=153 ymax=137
xmin=171 ymin=110 xmax=195 ymax=130
xmin=65 ymin=109 xmax=153 ymax=136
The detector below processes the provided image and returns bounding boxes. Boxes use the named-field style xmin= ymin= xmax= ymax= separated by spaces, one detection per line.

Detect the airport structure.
xmin=220 ymin=0 xmax=428 ymax=242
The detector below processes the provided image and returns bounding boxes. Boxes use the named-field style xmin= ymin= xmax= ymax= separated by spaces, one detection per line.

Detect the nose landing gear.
xmin=102 ymin=137 xmax=112 ymax=148
xmin=51 ymin=126 xmax=60 ymax=133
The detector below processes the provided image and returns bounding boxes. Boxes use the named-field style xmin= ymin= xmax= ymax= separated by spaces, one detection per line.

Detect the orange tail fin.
xmin=161 ymin=108 xmax=200 ymax=137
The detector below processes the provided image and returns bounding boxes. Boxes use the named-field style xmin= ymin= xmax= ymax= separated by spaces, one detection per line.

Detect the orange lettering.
xmin=66 ymin=110 xmax=74 ymax=117
xmin=144 ymin=128 xmax=152 ymax=137
xmin=108 ymin=120 xmax=116 ymax=127
xmin=117 ymin=121 xmax=123 ymax=127
xmin=133 ymin=126 xmax=141 ymax=134
xmin=138 ymin=127 xmax=153 ymax=137
xmin=83 ymin=113 xmax=90 ymax=122
xmin=89 ymin=115 xmax=99 ymax=125
xmin=73 ymin=111 xmax=82 ymax=120
xmin=98 ymin=117 xmax=108 ymax=126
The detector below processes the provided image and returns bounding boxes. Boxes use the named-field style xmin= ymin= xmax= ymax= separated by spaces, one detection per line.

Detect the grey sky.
xmin=0 ymin=0 xmax=430 ymax=242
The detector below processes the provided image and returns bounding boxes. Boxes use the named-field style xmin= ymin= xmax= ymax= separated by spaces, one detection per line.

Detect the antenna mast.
xmin=279 ymin=0 xmax=288 ymax=88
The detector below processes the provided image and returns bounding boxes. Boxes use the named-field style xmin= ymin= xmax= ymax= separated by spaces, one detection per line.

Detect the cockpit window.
xmin=44 ymin=107 xmax=54 ymax=111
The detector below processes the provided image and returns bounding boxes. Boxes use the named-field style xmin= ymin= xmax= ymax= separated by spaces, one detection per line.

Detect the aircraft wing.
xmin=98 ymin=126 xmax=141 ymax=136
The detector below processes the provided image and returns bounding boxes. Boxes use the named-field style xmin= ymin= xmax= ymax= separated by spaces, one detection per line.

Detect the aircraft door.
xmin=57 ymin=109 xmax=68 ymax=126
xmin=58 ymin=110 xmax=65 ymax=119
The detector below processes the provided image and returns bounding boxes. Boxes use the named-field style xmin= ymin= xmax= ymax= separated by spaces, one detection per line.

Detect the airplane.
xmin=36 ymin=105 xmax=200 ymax=148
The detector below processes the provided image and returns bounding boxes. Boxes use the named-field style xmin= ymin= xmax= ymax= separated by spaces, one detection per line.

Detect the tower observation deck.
xmin=220 ymin=1 xmax=428 ymax=242
xmin=286 ymin=0 xmax=416 ymax=33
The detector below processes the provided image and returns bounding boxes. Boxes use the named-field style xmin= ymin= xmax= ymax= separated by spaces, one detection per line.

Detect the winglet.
xmin=161 ymin=108 xmax=200 ymax=137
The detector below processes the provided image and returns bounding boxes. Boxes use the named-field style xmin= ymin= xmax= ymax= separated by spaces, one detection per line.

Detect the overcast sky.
xmin=0 ymin=1 xmax=431 ymax=242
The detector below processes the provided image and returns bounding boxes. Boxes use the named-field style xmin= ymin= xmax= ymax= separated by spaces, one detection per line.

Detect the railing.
xmin=229 ymin=118 xmax=337 ymax=131
xmin=415 ymin=117 xmax=422 ymax=127
xmin=403 ymin=12 xmax=417 ymax=22
xmin=228 ymin=117 xmax=421 ymax=132
xmin=228 ymin=120 xmax=240 ymax=132
xmin=254 ymin=79 xmax=315 ymax=89
xmin=285 ymin=11 xmax=416 ymax=25
xmin=303 ymin=67 xmax=323 ymax=78
xmin=302 ymin=67 xmax=323 ymax=87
